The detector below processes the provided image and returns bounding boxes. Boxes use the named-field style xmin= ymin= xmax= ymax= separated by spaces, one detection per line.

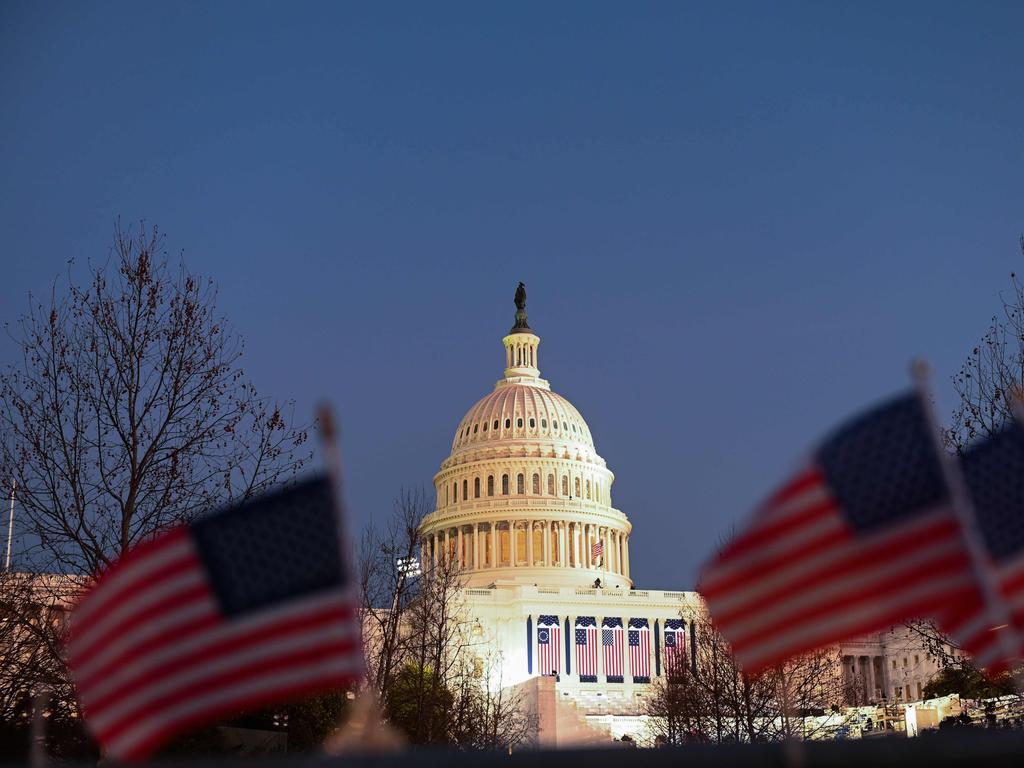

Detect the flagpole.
xmin=317 ymin=405 xmax=357 ymax=588
xmin=911 ymin=360 xmax=1021 ymax=672
xmin=5 ymin=479 xmax=15 ymax=571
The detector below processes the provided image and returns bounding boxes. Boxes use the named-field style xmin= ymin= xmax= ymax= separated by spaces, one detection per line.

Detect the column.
xmin=473 ymin=523 xmax=480 ymax=570
xmin=558 ymin=523 xmax=567 ymax=567
xmin=622 ymin=536 xmax=630 ymax=579
xmin=457 ymin=526 xmax=464 ymax=569
xmin=509 ymin=520 xmax=517 ymax=567
xmin=543 ymin=521 xmax=551 ymax=566
xmin=609 ymin=531 xmax=618 ymax=573
xmin=431 ymin=533 xmax=438 ymax=567
xmin=444 ymin=529 xmax=451 ymax=565
xmin=526 ymin=520 xmax=535 ymax=566
xmin=575 ymin=524 xmax=582 ymax=568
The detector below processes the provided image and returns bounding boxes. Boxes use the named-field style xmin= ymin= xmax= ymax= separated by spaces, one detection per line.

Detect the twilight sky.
xmin=2 ymin=1 xmax=1022 ymax=588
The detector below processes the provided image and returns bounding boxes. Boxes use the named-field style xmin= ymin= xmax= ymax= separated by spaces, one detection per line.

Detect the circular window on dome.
xmin=541 ymin=419 xmax=547 ymax=428
xmin=529 ymin=418 xmax=535 ymax=428
xmin=505 ymin=418 xmax=511 ymax=429
xmin=517 ymin=418 xmax=523 ymax=428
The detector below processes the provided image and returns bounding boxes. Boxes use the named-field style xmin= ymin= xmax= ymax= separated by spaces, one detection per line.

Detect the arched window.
xmin=541 ymin=418 xmax=547 ymax=428
xmin=505 ymin=418 xmax=511 ymax=429
xmin=572 ymin=424 xmax=576 ymax=433
xmin=532 ymin=473 xmax=540 ymax=494
xmin=493 ymin=420 xmax=499 ymax=430
xmin=483 ymin=422 xmax=487 ymax=432
xmin=445 ymin=485 xmax=449 ymax=504
xmin=529 ymin=417 xmax=536 ymax=428
xmin=575 ymin=477 xmax=581 ymax=497
xmin=473 ymin=424 xmax=478 ymax=434
xmin=553 ymin=421 xmax=559 ymax=430
xmin=488 ymin=475 xmax=494 ymax=496
xmin=517 ymin=417 xmax=523 ymax=428
xmin=453 ymin=482 xmax=458 ymax=502
xmin=562 ymin=476 xmax=569 ymax=496
xmin=517 ymin=473 xmax=525 ymax=494
xmin=463 ymin=479 xmax=468 ymax=500
xmin=502 ymin=474 xmax=509 ymax=495
xmin=474 ymin=477 xmax=481 ymax=498
xmin=586 ymin=480 xmax=591 ymax=500
xmin=547 ymin=474 xmax=555 ymax=495
xmin=563 ymin=421 xmax=568 ymax=431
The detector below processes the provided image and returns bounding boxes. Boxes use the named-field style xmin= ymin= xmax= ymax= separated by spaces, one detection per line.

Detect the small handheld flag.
xmin=65 ymin=476 xmax=362 ymax=762
xmin=699 ymin=392 xmax=977 ymax=672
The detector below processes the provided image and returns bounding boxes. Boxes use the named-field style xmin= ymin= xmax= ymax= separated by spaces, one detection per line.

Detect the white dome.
xmin=418 ymin=288 xmax=633 ymax=589
xmin=451 ymin=384 xmax=595 ymax=454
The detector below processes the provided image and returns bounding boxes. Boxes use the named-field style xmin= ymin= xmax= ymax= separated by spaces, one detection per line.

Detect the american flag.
xmin=537 ymin=616 xmax=561 ymax=676
xmin=65 ymin=476 xmax=362 ymax=763
xmin=663 ymin=619 xmax=686 ymax=676
xmin=628 ymin=618 xmax=651 ymax=681
xmin=601 ymin=618 xmax=624 ymax=681
xmin=941 ymin=420 xmax=1024 ymax=670
xmin=698 ymin=392 xmax=976 ymax=673
xmin=591 ymin=540 xmax=604 ymax=563
xmin=575 ymin=617 xmax=598 ymax=680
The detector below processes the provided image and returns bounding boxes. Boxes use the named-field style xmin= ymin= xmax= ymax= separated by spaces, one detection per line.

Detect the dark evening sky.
xmin=2 ymin=1 xmax=1022 ymax=588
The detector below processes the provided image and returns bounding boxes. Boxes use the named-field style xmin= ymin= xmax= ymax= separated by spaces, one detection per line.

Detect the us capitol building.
xmin=415 ymin=285 xmax=701 ymax=743
xmin=415 ymin=286 xmax=943 ymax=744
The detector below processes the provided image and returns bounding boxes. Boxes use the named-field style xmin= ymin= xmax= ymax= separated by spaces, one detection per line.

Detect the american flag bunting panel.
xmin=575 ymin=617 xmax=598 ymax=681
xmin=628 ymin=618 xmax=651 ymax=682
xmin=602 ymin=617 xmax=624 ymax=682
xmin=537 ymin=615 xmax=561 ymax=676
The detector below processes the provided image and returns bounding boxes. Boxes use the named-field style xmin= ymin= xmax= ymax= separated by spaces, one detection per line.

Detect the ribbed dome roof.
xmin=451 ymin=383 xmax=595 ymax=452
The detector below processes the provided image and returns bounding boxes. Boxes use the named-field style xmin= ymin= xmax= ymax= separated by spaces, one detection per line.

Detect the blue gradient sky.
xmin=2 ymin=1 xmax=1022 ymax=588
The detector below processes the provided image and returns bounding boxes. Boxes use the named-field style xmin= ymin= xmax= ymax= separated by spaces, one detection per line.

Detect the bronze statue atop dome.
xmin=511 ymin=281 xmax=531 ymax=333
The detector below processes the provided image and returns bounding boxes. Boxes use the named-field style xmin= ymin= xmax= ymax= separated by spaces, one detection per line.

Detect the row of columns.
xmin=423 ymin=520 xmax=630 ymax=577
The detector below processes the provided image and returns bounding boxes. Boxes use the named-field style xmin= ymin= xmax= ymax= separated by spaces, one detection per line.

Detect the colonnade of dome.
xmin=418 ymin=288 xmax=634 ymax=589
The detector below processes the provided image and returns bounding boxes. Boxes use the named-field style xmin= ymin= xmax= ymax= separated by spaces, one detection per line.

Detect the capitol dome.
xmin=419 ymin=285 xmax=633 ymax=589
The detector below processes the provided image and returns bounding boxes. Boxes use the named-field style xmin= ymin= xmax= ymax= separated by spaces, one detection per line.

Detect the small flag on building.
xmin=698 ymin=392 xmax=977 ymax=672
xmin=65 ymin=476 xmax=362 ymax=762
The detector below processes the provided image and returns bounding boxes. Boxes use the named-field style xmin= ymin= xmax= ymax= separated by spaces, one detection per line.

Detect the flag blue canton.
xmin=628 ymin=631 xmax=640 ymax=646
xmin=191 ymin=476 xmax=344 ymax=617
xmin=602 ymin=629 xmax=615 ymax=645
xmin=538 ymin=628 xmax=550 ymax=644
xmin=816 ymin=394 xmax=948 ymax=532
xmin=575 ymin=629 xmax=589 ymax=645
xmin=963 ymin=421 xmax=1024 ymax=559
xmin=664 ymin=633 xmax=676 ymax=647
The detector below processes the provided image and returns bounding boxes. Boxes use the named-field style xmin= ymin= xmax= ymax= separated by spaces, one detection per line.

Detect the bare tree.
xmin=358 ymin=491 xmax=535 ymax=750
xmin=948 ymin=236 xmax=1024 ymax=453
xmin=646 ymin=606 xmax=844 ymax=744
xmin=0 ymin=221 xmax=309 ymax=719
